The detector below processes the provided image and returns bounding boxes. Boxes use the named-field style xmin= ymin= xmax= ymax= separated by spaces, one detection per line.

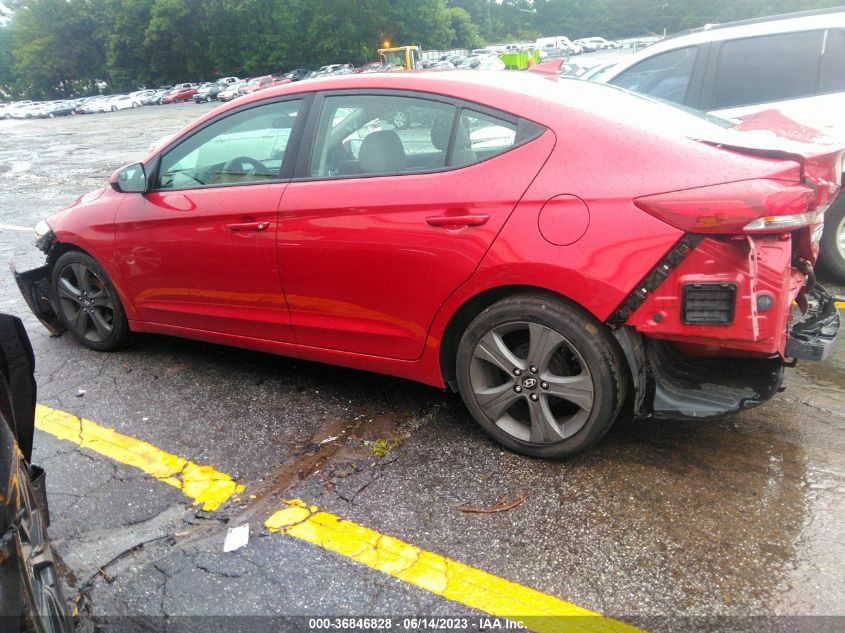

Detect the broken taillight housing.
xmin=634 ymin=179 xmax=818 ymax=234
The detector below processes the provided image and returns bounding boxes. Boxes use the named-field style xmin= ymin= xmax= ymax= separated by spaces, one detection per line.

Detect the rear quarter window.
xmin=712 ymin=30 xmax=825 ymax=109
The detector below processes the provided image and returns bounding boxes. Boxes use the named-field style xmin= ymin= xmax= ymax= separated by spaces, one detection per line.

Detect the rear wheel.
xmin=456 ymin=295 xmax=626 ymax=458
xmin=819 ymin=194 xmax=845 ymax=281
xmin=51 ymin=251 xmax=131 ymax=351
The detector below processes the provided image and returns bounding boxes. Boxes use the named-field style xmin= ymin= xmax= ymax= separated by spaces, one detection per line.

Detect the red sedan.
xmin=161 ymin=84 xmax=198 ymax=103
xmin=241 ymin=75 xmax=292 ymax=95
xmin=13 ymin=72 xmax=843 ymax=458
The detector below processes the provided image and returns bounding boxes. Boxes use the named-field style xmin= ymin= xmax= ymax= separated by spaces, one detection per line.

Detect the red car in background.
xmin=161 ymin=83 xmax=198 ymax=103
xmin=239 ymin=75 xmax=291 ymax=96
xmin=13 ymin=72 xmax=844 ymax=459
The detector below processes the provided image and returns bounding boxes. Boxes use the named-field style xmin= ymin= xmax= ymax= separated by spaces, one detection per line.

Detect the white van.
xmin=591 ymin=7 xmax=845 ymax=279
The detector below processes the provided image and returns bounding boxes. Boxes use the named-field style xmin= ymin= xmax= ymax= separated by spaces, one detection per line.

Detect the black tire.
xmin=50 ymin=251 xmax=131 ymax=351
xmin=456 ymin=294 xmax=627 ymax=459
xmin=819 ymin=193 xmax=845 ymax=281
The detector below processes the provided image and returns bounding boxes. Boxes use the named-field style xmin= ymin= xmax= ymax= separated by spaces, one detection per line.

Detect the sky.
xmin=0 ymin=2 xmax=10 ymax=26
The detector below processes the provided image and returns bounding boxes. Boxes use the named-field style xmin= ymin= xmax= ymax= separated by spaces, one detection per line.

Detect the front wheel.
xmin=51 ymin=251 xmax=131 ymax=351
xmin=456 ymin=295 xmax=627 ymax=459
xmin=819 ymin=194 xmax=845 ymax=281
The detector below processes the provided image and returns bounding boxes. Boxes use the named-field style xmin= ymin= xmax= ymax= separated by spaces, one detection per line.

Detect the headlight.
xmin=34 ymin=219 xmax=51 ymax=239
xmin=34 ymin=219 xmax=54 ymax=253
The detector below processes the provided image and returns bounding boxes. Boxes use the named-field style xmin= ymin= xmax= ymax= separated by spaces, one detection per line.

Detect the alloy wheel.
xmin=56 ymin=262 xmax=116 ymax=344
xmin=16 ymin=462 xmax=71 ymax=633
xmin=469 ymin=321 xmax=594 ymax=444
xmin=836 ymin=213 xmax=845 ymax=261
xmin=392 ymin=111 xmax=409 ymax=129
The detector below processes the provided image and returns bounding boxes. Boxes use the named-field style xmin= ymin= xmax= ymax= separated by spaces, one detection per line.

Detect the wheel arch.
xmin=46 ymin=239 xmax=137 ymax=321
xmin=438 ymin=284 xmax=607 ymax=391
xmin=46 ymin=240 xmax=89 ymax=267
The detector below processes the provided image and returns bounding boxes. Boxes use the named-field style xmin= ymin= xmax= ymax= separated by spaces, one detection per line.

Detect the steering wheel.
xmin=222 ymin=156 xmax=272 ymax=178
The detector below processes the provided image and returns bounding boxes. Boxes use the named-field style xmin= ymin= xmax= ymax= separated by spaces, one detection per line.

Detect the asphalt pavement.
xmin=1 ymin=100 xmax=843 ymax=633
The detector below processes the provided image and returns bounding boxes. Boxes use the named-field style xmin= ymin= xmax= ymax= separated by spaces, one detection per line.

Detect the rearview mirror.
xmin=111 ymin=163 xmax=147 ymax=193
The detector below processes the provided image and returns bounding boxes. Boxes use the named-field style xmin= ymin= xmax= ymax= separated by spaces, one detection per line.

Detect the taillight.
xmin=634 ymin=179 xmax=817 ymax=234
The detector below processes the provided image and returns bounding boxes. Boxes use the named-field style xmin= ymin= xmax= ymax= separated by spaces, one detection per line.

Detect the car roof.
xmin=595 ymin=6 xmax=845 ymax=80
xmin=182 ymin=70 xmax=729 ymax=143
xmin=667 ymin=5 xmax=845 ymax=41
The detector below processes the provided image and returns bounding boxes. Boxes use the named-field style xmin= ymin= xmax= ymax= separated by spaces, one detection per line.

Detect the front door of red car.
xmin=115 ymin=98 xmax=304 ymax=341
xmin=277 ymin=92 xmax=551 ymax=360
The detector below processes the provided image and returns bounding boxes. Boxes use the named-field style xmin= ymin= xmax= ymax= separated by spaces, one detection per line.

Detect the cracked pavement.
xmin=1 ymin=104 xmax=844 ymax=632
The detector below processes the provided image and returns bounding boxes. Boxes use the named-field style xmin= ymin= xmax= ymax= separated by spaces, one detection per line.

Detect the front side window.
xmin=309 ymin=94 xmax=456 ymax=177
xmin=712 ymin=30 xmax=824 ymax=109
xmin=157 ymin=99 xmax=301 ymax=189
xmin=610 ymin=46 xmax=698 ymax=105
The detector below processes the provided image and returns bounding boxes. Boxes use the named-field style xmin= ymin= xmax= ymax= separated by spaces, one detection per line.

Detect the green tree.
xmin=144 ymin=0 xmax=214 ymax=83
xmin=0 ymin=27 xmax=15 ymax=96
xmin=448 ymin=6 xmax=483 ymax=48
xmin=10 ymin=0 xmax=107 ymax=97
xmin=108 ymin=0 xmax=154 ymax=89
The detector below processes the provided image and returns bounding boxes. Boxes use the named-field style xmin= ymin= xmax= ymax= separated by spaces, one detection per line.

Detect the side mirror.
xmin=111 ymin=163 xmax=147 ymax=193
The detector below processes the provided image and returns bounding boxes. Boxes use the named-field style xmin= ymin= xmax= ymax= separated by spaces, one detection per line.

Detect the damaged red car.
xmin=12 ymin=72 xmax=843 ymax=458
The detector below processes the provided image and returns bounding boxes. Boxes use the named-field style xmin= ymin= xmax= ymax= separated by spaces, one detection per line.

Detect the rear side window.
xmin=821 ymin=28 xmax=845 ymax=93
xmin=309 ymin=95 xmax=457 ymax=177
xmin=712 ymin=30 xmax=824 ymax=108
xmin=307 ymin=93 xmax=541 ymax=179
xmin=453 ymin=110 xmax=518 ymax=167
xmin=609 ymin=46 xmax=698 ymax=105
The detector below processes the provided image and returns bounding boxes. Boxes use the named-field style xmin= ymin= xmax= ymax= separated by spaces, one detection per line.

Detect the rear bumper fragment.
xmin=10 ymin=262 xmax=64 ymax=335
xmin=613 ymin=328 xmax=784 ymax=421
xmin=646 ymin=339 xmax=784 ymax=420
xmin=786 ymin=286 xmax=841 ymax=362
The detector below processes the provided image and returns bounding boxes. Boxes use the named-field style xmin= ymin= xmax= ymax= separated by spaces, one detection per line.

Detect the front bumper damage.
xmin=10 ymin=261 xmax=64 ymax=335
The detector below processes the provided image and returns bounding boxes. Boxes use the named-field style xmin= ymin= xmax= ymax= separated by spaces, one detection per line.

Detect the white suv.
xmin=592 ymin=7 xmax=845 ymax=280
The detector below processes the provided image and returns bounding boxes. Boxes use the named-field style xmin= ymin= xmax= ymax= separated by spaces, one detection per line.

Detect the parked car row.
xmin=2 ymin=48 xmax=579 ymax=121
xmin=0 ymin=78 xmax=241 ymax=120
xmin=532 ymin=35 xmax=623 ymax=58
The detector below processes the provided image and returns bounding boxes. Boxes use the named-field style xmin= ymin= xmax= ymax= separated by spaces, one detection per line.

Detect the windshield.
xmin=585 ymin=63 xmax=617 ymax=82
xmin=381 ymin=50 xmax=407 ymax=67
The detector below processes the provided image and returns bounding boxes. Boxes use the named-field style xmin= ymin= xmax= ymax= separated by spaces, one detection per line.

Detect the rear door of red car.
xmin=276 ymin=90 xmax=552 ymax=360
xmin=115 ymin=97 xmax=309 ymax=341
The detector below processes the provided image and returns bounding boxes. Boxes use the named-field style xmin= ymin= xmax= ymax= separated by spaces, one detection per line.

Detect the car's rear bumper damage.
xmin=786 ymin=285 xmax=842 ymax=362
xmin=613 ymin=327 xmax=786 ymax=421
xmin=612 ymin=234 xmax=841 ymax=422
xmin=10 ymin=261 xmax=64 ymax=335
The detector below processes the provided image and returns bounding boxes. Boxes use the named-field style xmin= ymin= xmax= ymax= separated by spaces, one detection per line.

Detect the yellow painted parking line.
xmin=36 ymin=405 xmax=636 ymax=629
xmin=34 ymin=404 xmax=243 ymax=510
xmin=267 ymin=500 xmax=642 ymax=633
